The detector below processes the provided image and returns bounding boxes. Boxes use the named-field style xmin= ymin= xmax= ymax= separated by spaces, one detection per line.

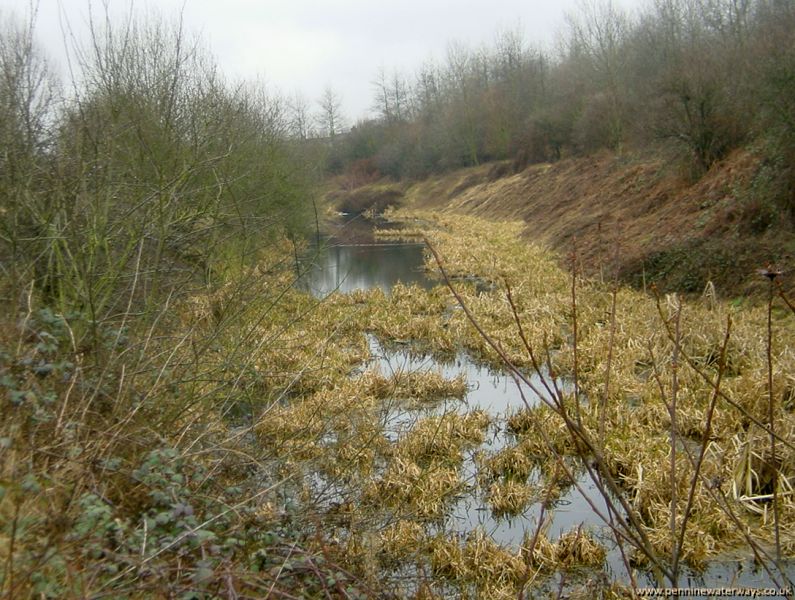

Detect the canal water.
xmin=299 ymin=237 xmax=795 ymax=595
xmin=299 ymin=241 xmax=432 ymax=297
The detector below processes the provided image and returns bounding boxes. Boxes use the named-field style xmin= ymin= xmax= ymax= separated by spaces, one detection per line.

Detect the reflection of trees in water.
xmin=304 ymin=244 xmax=433 ymax=297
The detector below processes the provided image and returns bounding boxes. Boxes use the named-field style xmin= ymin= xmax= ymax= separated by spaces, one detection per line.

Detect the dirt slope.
xmin=328 ymin=148 xmax=795 ymax=297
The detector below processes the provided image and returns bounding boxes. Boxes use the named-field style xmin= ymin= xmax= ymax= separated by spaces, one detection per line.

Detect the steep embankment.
xmin=331 ymin=149 xmax=795 ymax=297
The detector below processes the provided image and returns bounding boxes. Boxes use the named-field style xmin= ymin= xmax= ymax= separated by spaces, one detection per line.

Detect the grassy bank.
xmin=0 ymin=13 xmax=331 ymax=598
xmin=329 ymin=148 xmax=795 ymax=298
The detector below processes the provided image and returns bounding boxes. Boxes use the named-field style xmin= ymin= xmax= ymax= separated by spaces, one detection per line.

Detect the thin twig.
xmin=767 ymin=276 xmax=782 ymax=565
xmin=669 ymin=295 xmax=681 ymax=583
xmin=675 ymin=314 xmax=731 ymax=570
xmin=570 ymin=239 xmax=582 ymax=424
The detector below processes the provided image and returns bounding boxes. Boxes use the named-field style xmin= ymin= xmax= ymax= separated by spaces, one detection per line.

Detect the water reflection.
xmin=299 ymin=242 xmax=434 ymax=297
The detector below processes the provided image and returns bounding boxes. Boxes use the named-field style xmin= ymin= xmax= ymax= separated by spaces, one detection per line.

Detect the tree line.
xmin=311 ymin=0 xmax=795 ymax=206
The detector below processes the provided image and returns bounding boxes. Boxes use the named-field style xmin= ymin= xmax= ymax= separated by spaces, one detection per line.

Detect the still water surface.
xmin=301 ymin=239 xmax=794 ymax=594
xmin=299 ymin=241 xmax=433 ymax=297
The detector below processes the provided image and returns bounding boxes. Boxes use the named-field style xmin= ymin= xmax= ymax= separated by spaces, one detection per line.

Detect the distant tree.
xmin=632 ymin=0 xmax=748 ymax=172
xmin=390 ymin=70 xmax=410 ymax=122
xmin=372 ymin=66 xmax=393 ymax=122
xmin=412 ymin=60 xmax=442 ymax=118
xmin=752 ymin=0 xmax=795 ymax=220
xmin=563 ymin=0 xmax=632 ymax=151
xmin=442 ymin=42 xmax=487 ymax=166
xmin=316 ymin=85 xmax=345 ymax=139
xmin=288 ymin=91 xmax=313 ymax=140
xmin=372 ymin=66 xmax=409 ymax=123
xmin=0 ymin=13 xmax=56 ymax=181
xmin=493 ymin=26 xmax=525 ymax=78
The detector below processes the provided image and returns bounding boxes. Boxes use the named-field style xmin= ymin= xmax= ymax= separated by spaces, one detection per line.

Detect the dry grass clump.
xmin=393 ymin=411 xmax=490 ymax=467
xmin=379 ymin=519 xmax=428 ymax=560
xmin=508 ymin=404 xmax=581 ymax=457
xmin=258 ymin=387 xmax=370 ymax=443
xmin=427 ymin=534 xmax=468 ymax=581
xmin=428 ymin=529 xmax=526 ymax=598
xmin=523 ymin=530 xmax=559 ymax=570
xmin=374 ymin=226 xmax=428 ymax=240
xmin=357 ymin=369 xmax=468 ymax=404
xmin=488 ymin=479 xmax=538 ymax=517
xmin=555 ymin=526 xmax=607 ymax=568
xmin=390 ymin=282 xmax=449 ymax=316
xmin=367 ymin=287 xmax=458 ymax=354
xmin=184 ymin=282 xmax=375 ymax=400
xmin=731 ymin=428 xmax=795 ymax=517
xmin=605 ymin=431 xmax=738 ymax=563
xmin=506 ymin=408 xmax=537 ymax=435
xmin=256 ymin=377 xmax=396 ymax=482
xmin=477 ymin=438 xmax=539 ymax=484
xmin=329 ymin=425 xmax=390 ymax=479
xmin=358 ymin=412 xmax=489 ymax=520
xmin=362 ymin=457 xmax=464 ymax=519
xmin=524 ymin=527 xmax=605 ymax=570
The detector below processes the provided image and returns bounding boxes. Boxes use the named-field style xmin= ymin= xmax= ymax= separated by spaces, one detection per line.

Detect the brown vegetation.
xmin=346 ymin=148 xmax=794 ymax=297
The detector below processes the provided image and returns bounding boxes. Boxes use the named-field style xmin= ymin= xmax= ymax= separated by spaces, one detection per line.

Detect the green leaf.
xmin=21 ymin=474 xmax=42 ymax=494
xmin=194 ymin=529 xmax=217 ymax=544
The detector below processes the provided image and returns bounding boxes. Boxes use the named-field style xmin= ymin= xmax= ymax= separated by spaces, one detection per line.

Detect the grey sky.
xmin=6 ymin=0 xmax=639 ymax=121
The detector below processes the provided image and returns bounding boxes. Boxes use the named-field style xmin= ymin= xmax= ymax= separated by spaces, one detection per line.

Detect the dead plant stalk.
xmin=767 ymin=275 xmax=781 ymax=564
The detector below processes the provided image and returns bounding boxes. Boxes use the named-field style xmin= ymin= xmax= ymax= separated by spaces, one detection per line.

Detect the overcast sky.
xmin=6 ymin=0 xmax=639 ymax=121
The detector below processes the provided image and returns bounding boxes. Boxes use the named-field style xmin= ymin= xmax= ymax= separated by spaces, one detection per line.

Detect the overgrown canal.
xmin=286 ymin=213 xmax=795 ymax=597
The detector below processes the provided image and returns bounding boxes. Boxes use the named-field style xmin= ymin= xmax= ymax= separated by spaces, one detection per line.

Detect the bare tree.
xmin=372 ymin=65 xmax=392 ymax=122
xmin=0 ymin=8 xmax=59 ymax=289
xmin=288 ymin=91 xmax=313 ymax=140
xmin=412 ymin=59 xmax=441 ymax=118
xmin=390 ymin=70 xmax=409 ymax=122
xmin=316 ymin=85 xmax=345 ymax=138
xmin=0 ymin=10 xmax=57 ymax=185
xmin=372 ymin=66 xmax=409 ymax=123
xmin=564 ymin=0 xmax=632 ymax=150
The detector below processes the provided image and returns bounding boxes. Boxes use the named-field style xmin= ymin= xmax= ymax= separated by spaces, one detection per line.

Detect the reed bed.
xmin=366 ymin=208 xmax=795 ymax=590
